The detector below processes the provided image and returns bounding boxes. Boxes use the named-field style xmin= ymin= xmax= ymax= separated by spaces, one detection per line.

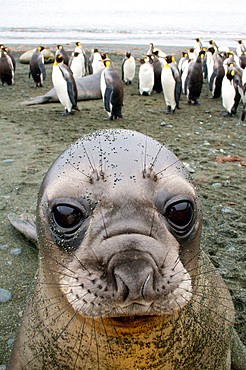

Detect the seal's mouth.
xmin=110 ymin=315 xmax=158 ymax=327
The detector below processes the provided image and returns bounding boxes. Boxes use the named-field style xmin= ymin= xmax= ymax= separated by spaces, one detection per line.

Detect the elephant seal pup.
xmin=21 ymin=71 xmax=102 ymax=106
xmin=8 ymin=129 xmax=238 ymax=369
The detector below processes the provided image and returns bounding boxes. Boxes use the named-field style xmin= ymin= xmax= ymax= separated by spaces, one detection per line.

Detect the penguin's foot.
xmin=161 ymin=109 xmax=171 ymax=114
xmin=222 ymin=112 xmax=232 ymax=117
xmin=61 ymin=110 xmax=74 ymax=116
xmin=73 ymin=106 xmax=80 ymax=112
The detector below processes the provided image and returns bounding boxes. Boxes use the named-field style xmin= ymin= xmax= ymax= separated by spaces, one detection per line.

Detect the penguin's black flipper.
xmin=39 ymin=62 xmax=46 ymax=81
xmin=104 ymin=85 xmax=113 ymax=113
xmin=66 ymin=79 xmax=78 ymax=108
xmin=122 ymin=58 xmax=126 ymax=80
xmin=209 ymin=70 xmax=216 ymax=92
xmin=175 ymin=81 xmax=181 ymax=106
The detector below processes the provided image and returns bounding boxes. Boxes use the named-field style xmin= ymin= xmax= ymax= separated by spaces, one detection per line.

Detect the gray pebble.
xmin=0 ymin=288 xmax=12 ymax=303
xmin=2 ymin=159 xmax=14 ymax=163
xmin=10 ymin=248 xmax=22 ymax=256
xmin=221 ymin=207 xmax=233 ymax=214
xmin=0 ymin=244 xmax=10 ymax=250
xmin=7 ymin=338 xmax=15 ymax=347
xmin=212 ymin=183 xmax=222 ymax=188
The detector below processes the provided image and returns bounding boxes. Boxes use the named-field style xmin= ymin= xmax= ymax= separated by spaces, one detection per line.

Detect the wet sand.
xmin=0 ymin=45 xmax=245 ymax=365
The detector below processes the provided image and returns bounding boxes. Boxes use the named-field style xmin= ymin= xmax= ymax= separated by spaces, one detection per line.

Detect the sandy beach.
xmin=0 ymin=44 xmax=245 ymax=365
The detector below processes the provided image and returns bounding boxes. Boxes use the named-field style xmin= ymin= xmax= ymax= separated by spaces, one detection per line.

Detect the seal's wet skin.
xmin=8 ymin=129 xmax=243 ymax=369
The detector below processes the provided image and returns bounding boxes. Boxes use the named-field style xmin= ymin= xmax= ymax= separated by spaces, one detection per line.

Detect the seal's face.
xmin=37 ymin=129 xmax=202 ymax=322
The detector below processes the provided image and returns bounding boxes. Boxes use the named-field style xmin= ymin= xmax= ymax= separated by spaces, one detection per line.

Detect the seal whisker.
xmin=41 ymin=250 xmax=77 ymax=275
xmin=180 ymin=285 xmax=235 ymax=306
xmin=82 ymin=142 xmax=99 ymax=179
xmin=179 ymin=292 xmax=235 ymax=326
xmin=21 ymin=293 xmax=72 ymax=319
xmin=149 ymin=144 xmax=163 ymax=170
xmin=42 ymin=268 xmax=78 ymax=280
xmin=67 ymin=160 xmax=91 ymax=179
xmin=71 ymin=316 xmax=87 ymax=369
xmin=100 ymin=316 xmax=115 ymax=365
xmin=171 ymin=255 xmax=181 ymax=271
xmin=98 ymin=134 xmax=105 ymax=177
xmin=143 ymin=134 xmax=148 ymax=175
xmin=155 ymin=158 xmax=181 ymax=176
xmin=16 ymin=297 xmax=81 ymax=368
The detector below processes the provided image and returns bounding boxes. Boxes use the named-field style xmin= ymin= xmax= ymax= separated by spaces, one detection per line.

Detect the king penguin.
xmin=209 ymin=51 xmax=225 ymax=98
xmin=161 ymin=55 xmax=181 ymax=113
xmin=88 ymin=49 xmax=104 ymax=75
xmin=138 ymin=58 xmax=154 ymax=96
xmin=222 ymin=66 xmax=245 ymax=120
xmin=52 ymin=54 xmax=79 ymax=115
xmin=69 ymin=44 xmax=86 ymax=79
xmin=0 ymin=48 xmax=14 ymax=85
xmin=55 ymin=45 xmax=69 ymax=66
xmin=185 ymin=50 xmax=205 ymax=104
xmin=100 ymin=58 xmax=123 ymax=119
xmin=1 ymin=45 xmax=16 ymax=71
xmin=236 ymin=40 xmax=246 ymax=57
xmin=122 ymin=51 xmax=136 ymax=85
xmin=29 ymin=46 xmax=46 ymax=87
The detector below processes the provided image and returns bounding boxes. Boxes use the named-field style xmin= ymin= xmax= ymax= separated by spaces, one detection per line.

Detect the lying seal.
xmin=8 ymin=129 xmax=245 ymax=369
xmin=19 ymin=48 xmax=55 ymax=64
xmin=21 ymin=71 xmax=102 ymax=106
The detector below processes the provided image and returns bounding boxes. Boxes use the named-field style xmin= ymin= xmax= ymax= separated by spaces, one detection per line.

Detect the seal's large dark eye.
xmin=53 ymin=205 xmax=83 ymax=231
xmin=166 ymin=201 xmax=193 ymax=230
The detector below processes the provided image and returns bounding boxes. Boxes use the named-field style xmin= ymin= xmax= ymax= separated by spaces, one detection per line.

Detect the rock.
xmin=0 ymin=289 xmax=12 ymax=303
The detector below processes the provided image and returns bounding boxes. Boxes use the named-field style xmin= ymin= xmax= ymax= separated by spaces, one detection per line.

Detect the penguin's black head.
xmin=153 ymin=50 xmax=159 ymax=56
xmin=198 ymin=50 xmax=206 ymax=58
xmin=195 ymin=38 xmax=200 ymax=42
xmin=55 ymin=54 xmax=63 ymax=64
xmin=75 ymin=42 xmax=81 ymax=46
xmin=101 ymin=53 xmax=107 ymax=60
xmin=38 ymin=46 xmax=45 ymax=52
xmin=103 ymin=58 xmax=111 ymax=67
xmin=94 ymin=48 xmax=99 ymax=53
xmin=165 ymin=55 xmax=174 ymax=64
xmin=137 ymin=58 xmax=145 ymax=65
xmin=226 ymin=68 xmax=236 ymax=81
xmin=188 ymin=48 xmax=194 ymax=53
xmin=126 ymin=52 xmax=131 ymax=58
xmin=208 ymin=47 xmax=215 ymax=54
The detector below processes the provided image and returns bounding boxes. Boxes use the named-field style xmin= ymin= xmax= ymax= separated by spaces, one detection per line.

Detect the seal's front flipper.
xmin=8 ymin=213 xmax=38 ymax=245
xmin=231 ymin=328 xmax=246 ymax=370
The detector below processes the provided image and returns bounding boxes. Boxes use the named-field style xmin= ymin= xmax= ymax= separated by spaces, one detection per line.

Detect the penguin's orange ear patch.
xmin=231 ymin=70 xmax=235 ymax=76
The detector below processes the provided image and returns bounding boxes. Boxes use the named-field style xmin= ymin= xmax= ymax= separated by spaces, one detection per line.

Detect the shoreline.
xmin=0 ymin=44 xmax=245 ymax=365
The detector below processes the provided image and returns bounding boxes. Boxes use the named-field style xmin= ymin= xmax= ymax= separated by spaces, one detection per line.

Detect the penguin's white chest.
xmin=222 ymin=77 xmax=236 ymax=112
xmin=52 ymin=65 xmax=72 ymax=112
xmin=70 ymin=56 xmax=83 ymax=79
xmin=123 ymin=57 xmax=135 ymax=82
xmin=161 ymin=67 xmax=176 ymax=109
xmin=139 ymin=64 xmax=154 ymax=95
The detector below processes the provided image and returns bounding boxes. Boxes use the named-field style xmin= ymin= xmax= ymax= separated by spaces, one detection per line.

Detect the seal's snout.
xmin=109 ymin=251 xmax=159 ymax=307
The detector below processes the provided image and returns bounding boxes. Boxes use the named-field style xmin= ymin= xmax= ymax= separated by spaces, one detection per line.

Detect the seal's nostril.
xmin=142 ymin=273 xmax=154 ymax=300
xmin=115 ymin=274 xmax=129 ymax=301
